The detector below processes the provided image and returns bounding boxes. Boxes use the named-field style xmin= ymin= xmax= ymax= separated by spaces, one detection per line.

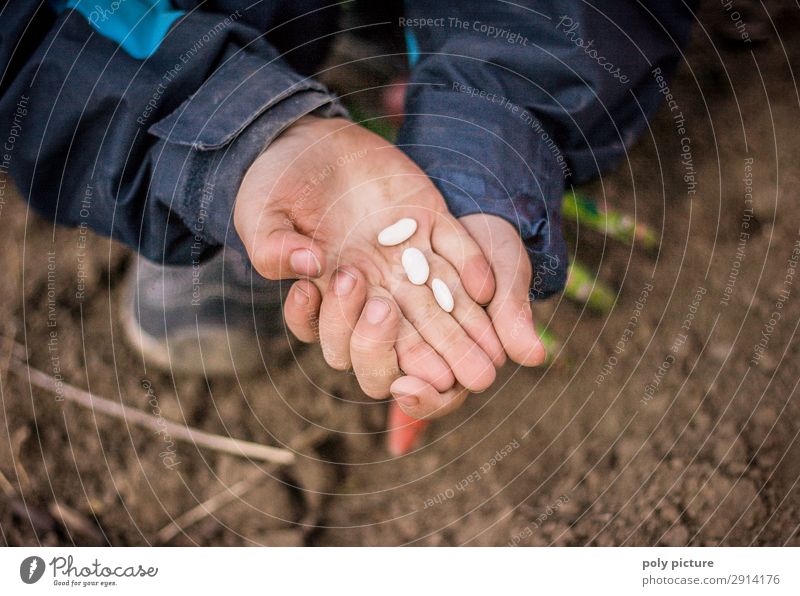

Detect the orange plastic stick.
xmin=387 ymin=401 xmax=429 ymax=456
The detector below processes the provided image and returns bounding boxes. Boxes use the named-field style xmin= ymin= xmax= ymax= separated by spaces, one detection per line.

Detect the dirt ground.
xmin=2 ymin=2 xmax=800 ymax=546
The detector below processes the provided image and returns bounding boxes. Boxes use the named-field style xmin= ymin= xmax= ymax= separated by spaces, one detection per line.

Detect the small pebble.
xmin=402 ymin=247 xmax=429 ymax=285
xmin=431 ymin=278 xmax=454 ymax=312
xmin=378 ymin=218 xmax=418 ymax=246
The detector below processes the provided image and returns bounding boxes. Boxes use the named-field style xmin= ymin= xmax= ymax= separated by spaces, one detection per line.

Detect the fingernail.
xmin=394 ymin=393 xmax=419 ymax=408
xmin=290 ymin=249 xmax=321 ymax=277
xmin=365 ymin=298 xmax=390 ymax=324
xmin=293 ymin=284 xmax=310 ymax=305
xmin=333 ymin=267 xmax=357 ymax=296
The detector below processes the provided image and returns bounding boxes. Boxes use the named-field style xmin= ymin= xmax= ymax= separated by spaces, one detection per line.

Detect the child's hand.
xmin=459 ymin=213 xmax=547 ymax=368
xmin=369 ymin=213 xmax=548 ymax=420
xmin=281 ymin=212 xmax=549 ymax=420
xmin=234 ymin=116 xmax=505 ymax=395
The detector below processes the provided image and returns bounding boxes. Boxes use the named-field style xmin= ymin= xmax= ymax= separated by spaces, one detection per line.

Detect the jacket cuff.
xmin=397 ymin=88 xmax=567 ymax=298
xmin=149 ymin=52 xmax=346 ymax=260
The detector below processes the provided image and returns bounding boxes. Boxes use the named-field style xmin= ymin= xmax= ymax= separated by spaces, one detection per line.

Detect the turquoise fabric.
xmin=404 ymin=28 xmax=420 ymax=67
xmin=50 ymin=0 xmax=184 ymax=59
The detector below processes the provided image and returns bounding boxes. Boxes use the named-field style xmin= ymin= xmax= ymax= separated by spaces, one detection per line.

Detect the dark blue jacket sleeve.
xmin=398 ymin=0 xmax=695 ymax=298
xmin=0 ymin=1 xmax=345 ymax=264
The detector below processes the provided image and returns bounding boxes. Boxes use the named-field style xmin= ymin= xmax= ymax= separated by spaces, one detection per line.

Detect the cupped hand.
xmin=234 ymin=115 xmax=505 ymax=395
xmin=384 ymin=213 xmax=548 ymax=419
xmin=280 ymin=211 xmax=548 ymax=420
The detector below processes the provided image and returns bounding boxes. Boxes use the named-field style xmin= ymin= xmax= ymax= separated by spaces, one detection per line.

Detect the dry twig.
xmin=48 ymin=502 xmax=106 ymax=544
xmin=8 ymin=356 xmax=295 ymax=466
xmin=0 ymin=469 xmax=15 ymax=497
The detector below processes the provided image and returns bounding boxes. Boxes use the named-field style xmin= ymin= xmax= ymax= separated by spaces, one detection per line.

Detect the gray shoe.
xmin=120 ymin=251 xmax=289 ymax=375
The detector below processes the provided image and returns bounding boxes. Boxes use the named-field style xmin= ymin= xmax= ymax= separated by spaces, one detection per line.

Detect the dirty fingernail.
xmin=290 ymin=249 xmax=321 ymax=277
xmin=333 ymin=268 xmax=357 ymax=296
xmin=365 ymin=298 xmax=391 ymax=325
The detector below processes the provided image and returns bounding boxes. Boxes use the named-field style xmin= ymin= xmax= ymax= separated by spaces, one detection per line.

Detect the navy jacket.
xmin=0 ymin=1 xmax=694 ymax=297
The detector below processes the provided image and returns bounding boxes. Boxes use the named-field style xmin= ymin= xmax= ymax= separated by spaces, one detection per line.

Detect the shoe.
xmin=119 ymin=250 xmax=289 ymax=375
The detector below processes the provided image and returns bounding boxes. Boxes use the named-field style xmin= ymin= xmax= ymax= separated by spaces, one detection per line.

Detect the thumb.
xmin=238 ymin=212 xmax=326 ymax=281
xmin=390 ymin=376 xmax=470 ymax=420
xmin=459 ymin=214 xmax=546 ymax=367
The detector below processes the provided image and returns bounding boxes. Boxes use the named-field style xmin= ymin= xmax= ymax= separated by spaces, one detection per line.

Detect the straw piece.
xmin=9 ymin=357 xmax=295 ymax=466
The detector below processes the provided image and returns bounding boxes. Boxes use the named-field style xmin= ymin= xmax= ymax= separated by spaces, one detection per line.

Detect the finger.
xmin=432 ymin=215 xmax=495 ymax=305
xmin=350 ymin=294 xmax=402 ymax=399
xmin=395 ymin=319 xmax=455 ymax=392
xmin=391 ymin=274 xmax=496 ymax=392
xmin=283 ymin=280 xmax=322 ymax=343
xmin=318 ymin=266 xmax=367 ymax=370
xmin=255 ymin=226 xmax=326 ymax=281
xmin=237 ymin=205 xmax=326 ymax=280
xmin=426 ymin=254 xmax=506 ymax=367
xmin=491 ymin=297 xmax=546 ymax=366
xmin=460 ymin=214 xmax=546 ymax=366
xmin=390 ymin=376 xmax=470 ymax=420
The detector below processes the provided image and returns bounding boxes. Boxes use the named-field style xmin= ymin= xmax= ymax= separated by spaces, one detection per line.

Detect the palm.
xmin=239 ymin=117 xmax=447 ymax=291
xmin=235 ymin=116 xmax=503 ymax=394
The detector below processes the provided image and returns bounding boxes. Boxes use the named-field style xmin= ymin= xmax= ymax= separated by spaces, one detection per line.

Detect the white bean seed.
xmin=401 ymin=247 xmax=429 ymax=285
xmin=378 ymin=218 xmax=418 ymax=246
xmin=431 ymin=278 xmax=454 ymax=312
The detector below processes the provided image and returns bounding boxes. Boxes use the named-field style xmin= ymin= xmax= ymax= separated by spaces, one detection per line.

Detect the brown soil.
xmin=2 ymin=1 xmax=799 ymax=546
